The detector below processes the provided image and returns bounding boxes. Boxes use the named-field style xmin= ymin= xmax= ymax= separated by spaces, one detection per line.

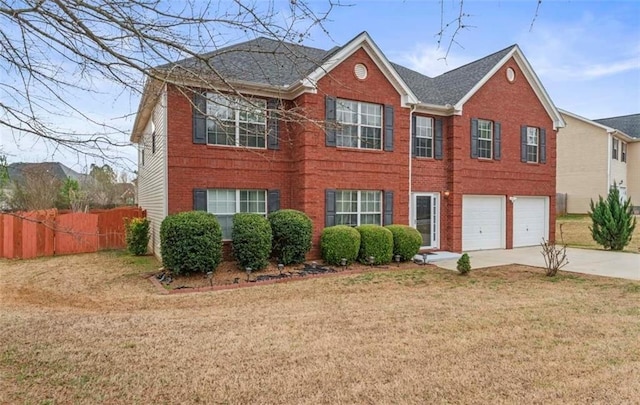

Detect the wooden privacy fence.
xmin=0 ymin=207 xmax=146 ymax=259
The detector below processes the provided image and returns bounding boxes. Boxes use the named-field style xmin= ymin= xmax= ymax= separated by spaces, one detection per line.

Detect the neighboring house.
xmin=557 ymin=111 xmax=639 ymax=214
xmin=131 ymin=32 xmax=564 ymax=259
xmin=7 ymin=162 xmax=87 ymax=185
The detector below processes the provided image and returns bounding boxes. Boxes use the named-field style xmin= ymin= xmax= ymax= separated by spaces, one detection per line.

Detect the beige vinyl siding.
xmin=557 ymin=114 xmax=609 ymax=213
xmin=627 ymin=142 xmax=640 ymax=210
xmin=137 ymin=86 xmax=167 ymax=258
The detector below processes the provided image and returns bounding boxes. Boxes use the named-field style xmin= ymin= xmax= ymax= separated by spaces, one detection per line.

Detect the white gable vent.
xmin=354 ymin=63 xmax=368 ymax=80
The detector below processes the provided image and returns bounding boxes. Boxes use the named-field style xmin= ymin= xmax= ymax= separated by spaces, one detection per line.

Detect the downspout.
xmin=408 ymin=104 xmax=416 ymax=226
xmin=607 ymin=131 xmax=612 ymax=191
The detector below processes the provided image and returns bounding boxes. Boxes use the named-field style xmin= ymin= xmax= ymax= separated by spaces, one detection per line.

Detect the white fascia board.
xmin=413 ymin=103 xmax=458 ymax=116
xmin=558 ymin=109 xmax=634 ymax=141
xmin=305 ymin=32 xmax=419 ymax=106
xmin=454 ymin=46 xmax=565 ymax=130
xmin=130 ymin=79 xmax=163 ymax=143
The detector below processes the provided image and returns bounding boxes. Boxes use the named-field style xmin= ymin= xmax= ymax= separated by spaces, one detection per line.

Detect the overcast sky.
xmin=1 ymin=0 xmax=638 ymax=175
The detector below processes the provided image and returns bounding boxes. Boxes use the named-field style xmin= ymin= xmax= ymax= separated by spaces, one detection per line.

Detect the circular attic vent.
xmin=506 ymin=67 xmax=516 ymax=83
xmin=354 ymin=63 xmax=368 ymax=80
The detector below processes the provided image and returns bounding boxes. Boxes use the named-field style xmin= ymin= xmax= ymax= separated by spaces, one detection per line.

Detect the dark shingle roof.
xmin=594 ymin=114 xmax=640 ymax=139
xmin=162 ymin=37 xmax=337 ymax=87
xmin=162 ymin=36 xmax=516 ymax=106
xmin=7 ymin=162 xmax=85 ymax=185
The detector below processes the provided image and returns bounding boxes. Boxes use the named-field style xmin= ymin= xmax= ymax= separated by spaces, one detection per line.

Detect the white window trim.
xmin=621 ymin=141 xmax=627 ymax=163
xmin=206 ymin=94 xmax=267 ymax=149
xmin=612 ymin=138 xmax=619 ymax=160
xmin=477 ymin=119 xmax=493 ymax=159
xmin=207 ymin=189 xmax=267 ymax=240
xmin=336 ymin=99 xmax=383 ymax=150
xmin=526 ymin=126 xmax=539 ymax=163
xmin=336 ymin=190 xmax=382 ymax=226
xmin=415 ymin=116 xmax=434 ymax=158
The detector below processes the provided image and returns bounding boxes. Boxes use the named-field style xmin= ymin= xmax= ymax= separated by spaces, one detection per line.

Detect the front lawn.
xmin=1 ymin=252 xmax=639 ymax=403
xmin=557 ymin=214 xmax=640 ymax=252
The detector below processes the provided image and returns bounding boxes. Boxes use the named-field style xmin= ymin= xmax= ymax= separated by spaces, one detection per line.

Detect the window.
xmin=622 ymin=142 xmax=627 ymax=163
xmin=335 ymin=190 xmax=382 ymax=226
xmin=141 ymin=147 xmax=145 ymax=166
xmin=207 ymin=189 xmax=266 ymax=239
xmin=477 ymin=119 xmax=493 ymax=159
xmin=415 ymin=116 xmax=434 ymax=158
xmin=151 ymin=131 xmax=156 ymax=154
xmin=336 ymin=99 xmax=382 ymax=149
xmin=612 ymin=138 xmax=619 ymax=160
xmin=206 ymin=94 xmax=266 ymax=148
xmin=526 ymin=127 xmax=539 ymax=163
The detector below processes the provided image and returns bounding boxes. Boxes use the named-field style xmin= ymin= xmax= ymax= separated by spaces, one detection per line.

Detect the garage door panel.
xmin=462 ymin=196 xmax=505 ymax=251
xmin=513 ymin=197 xmax=548 ymax=247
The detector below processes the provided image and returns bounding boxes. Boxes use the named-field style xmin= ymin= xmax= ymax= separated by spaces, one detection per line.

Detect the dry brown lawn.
xmin=1 ymin=252 xmax=639 ymax=404
xmin=557 ymin=214 xmax=640 ymax=252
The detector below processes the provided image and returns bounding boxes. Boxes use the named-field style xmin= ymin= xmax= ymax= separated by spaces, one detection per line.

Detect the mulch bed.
xmin=148 ymin=259 xmax=434 ymax=294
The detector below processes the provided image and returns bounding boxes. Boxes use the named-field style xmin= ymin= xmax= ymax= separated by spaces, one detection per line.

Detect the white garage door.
xmin=513 ymin=197 xmax=549 ymax=247
xmin=462 ymin=196 xmax=505 ymax=251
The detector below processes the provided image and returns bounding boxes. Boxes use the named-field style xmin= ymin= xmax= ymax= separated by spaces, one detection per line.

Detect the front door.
xmin=412 ymin=193 xmax=439 ymax=249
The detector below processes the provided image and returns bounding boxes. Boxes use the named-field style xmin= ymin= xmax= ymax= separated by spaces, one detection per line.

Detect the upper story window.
xmin=336 ymin=99 xmax=382 ymax=149
xmin=206 ymin=94 xmax=266 ymax=148
xmin=477 ymin=119 xmax=493 ymax=159
xmin=526 ymin=127 xmax=539 ymax=163
xmin=471 ymin=118 xmax=501 ymax=161
xmin=415 ymin=117 xmax=434 ymax=158
xmin=207 ymin=189 xmax=266 ymax=239
xmin=612 ymin=138 xmax=619 ymax=160
xmin=335 ymin=190 xmax=382 ymax=226
xmin=621 ymin=142 xmax=627 ymax=163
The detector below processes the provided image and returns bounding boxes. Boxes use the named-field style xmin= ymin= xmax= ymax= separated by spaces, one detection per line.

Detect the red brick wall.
xmin=447 ymin=58 xmax=557 ymax=251
xmin=163 ymin=52 xmax=556 ymax=258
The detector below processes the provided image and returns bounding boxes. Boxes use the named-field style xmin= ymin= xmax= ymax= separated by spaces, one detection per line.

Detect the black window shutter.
xmin=325 ymin=189 xmax=336 ymax=227
xmin=325 ymin=96 xmax=337 ymax=147
xmin=267 ymin=189 xmax=280 ymax=213
xmin=540 ymin=128 xmax=547 ymax=163
xmin=193 ymin=189 xmax=207 ymax=211
xmin=383 ymin=190 xmax=394 ymax=225
xmin=193 ymin=92 xmax=207 ymax=144
xmin=520 ymin=126 xmax=528 ymax=162
xmin=493 ymin=121 xmax=501 ymax=160
xmin=411 ymin=115 xmax=417 ymax=157
xmin=434 ymin=118 xmax=443 ymax=160
xmin=470 ymin=118 xmax=478 ymax=158
xmin=384 ymin=105 xmax=394 ymax=151
xmin=267 ymin=98 xmax=280 ymax=150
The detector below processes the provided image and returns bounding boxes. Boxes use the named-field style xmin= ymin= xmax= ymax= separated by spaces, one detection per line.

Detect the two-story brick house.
xmin=131 ymin=32 xmax=564 ymax=259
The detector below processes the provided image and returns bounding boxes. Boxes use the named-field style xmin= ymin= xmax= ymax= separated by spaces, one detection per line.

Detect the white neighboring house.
xmin=557 ymin=111 xmax=640 ymax=213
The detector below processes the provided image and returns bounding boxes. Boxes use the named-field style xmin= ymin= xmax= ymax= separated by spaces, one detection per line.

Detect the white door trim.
xmin=411 ymin=192 xmax=440 ymax=249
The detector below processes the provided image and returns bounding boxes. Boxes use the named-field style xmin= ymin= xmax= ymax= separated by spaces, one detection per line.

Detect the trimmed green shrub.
xmin=356 ymin=225 xmax=394 ymax=265
xmin=269 ymin=209 xmax=313 ymax=265
xmin=160 ymin=211 xmax=222 ymax=275
xmin=589 ymin=183 xmax=636 ymax=250
xmin=385 ymin=225 xmax=422 ymax=261
xmin=124 ymin=217 xmax=150 ymax=256
xmin=457 ymin=253 xmax=471 ymax=275
xmin=321 ymin=225 xmax=361 ymax=265
xmin=232 ymin=213 xmax=272 ymax=271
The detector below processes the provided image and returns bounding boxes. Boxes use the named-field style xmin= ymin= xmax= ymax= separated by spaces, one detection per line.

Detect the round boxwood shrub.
xmin=356 ymin=225 xmax=394 ymax=265
xmin=320 ymin=225 xmax=360 ymax=265
xmin=269 ymin=209 xmax=313 ymax=265
xmin=160 ymin=211 xmax=222 ymax=275
xmin=385 ymin=224 xmax=422 ymax=262
xmin=232 ymin=213 xmax=272 ymax=271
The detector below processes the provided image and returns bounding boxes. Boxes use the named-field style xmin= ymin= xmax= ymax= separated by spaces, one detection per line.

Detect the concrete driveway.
xmin=435 ymin=246 xmax=640 ymax=280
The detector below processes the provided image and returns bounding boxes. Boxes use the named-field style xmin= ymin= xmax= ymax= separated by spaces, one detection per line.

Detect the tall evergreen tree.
xmin=589 ymin=183 xmax=636 ymax=250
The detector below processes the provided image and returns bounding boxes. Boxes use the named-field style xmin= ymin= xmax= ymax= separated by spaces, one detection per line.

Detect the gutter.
xmin=408 ymin=104 xmax=416 ymax=227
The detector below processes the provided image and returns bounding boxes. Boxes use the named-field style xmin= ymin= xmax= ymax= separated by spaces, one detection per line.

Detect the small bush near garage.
xmin=160 ymin=211 xmax=223 ymax=275
xmin=356 ymin=225 xmax=393 ymax=265
xmin=457 ymin=253 xmax=471 ymax=275
xmin=269 ymin=209 xmax=313 ymax=265
xmin=124 ymin=217 xmax=150 ymax=256
xmin=232 ymin=213 xmax=272 ymax=271
xmin=385 ymin=225 xmax=422 ymax=261
xmin=321 ymin=225 xmax=361 ymax=265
